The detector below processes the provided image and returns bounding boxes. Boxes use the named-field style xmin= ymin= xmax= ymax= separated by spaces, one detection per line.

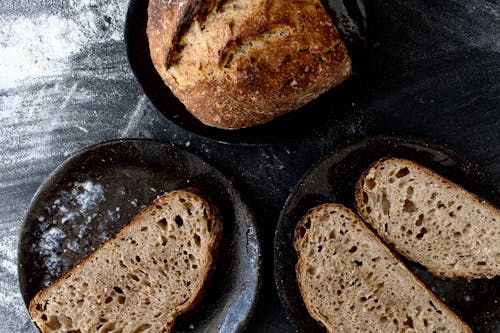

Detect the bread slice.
xmin=294 ymin=204 xmax=471 ymax=333
xmin=355 ymin=158 xmax=500 ymax=279
xmin=29 ymin=188 xmax=222 ymax=333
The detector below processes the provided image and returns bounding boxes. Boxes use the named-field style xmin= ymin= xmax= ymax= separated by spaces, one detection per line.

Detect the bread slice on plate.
xmin=355 ymin=157 xmax=500 ymax=279
xmin=29 ymin=188 xmax=222 ymax=333
xmin=294 ymin=203 xmax=471 ymax=333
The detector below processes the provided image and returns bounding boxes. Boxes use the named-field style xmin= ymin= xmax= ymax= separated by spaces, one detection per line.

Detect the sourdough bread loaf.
xmin=29 ymin=188 xmax=222 ymax=333
xmin=294 ymin=203 xmax=471 ymax=333
xmin=147 ymin=0 xmax=352 ymax=129
xmin=355 ymin=158 xmax=500 ymax=279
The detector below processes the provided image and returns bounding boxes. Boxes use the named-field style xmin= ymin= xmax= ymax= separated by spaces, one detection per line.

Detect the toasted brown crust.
xmin=173 ymin=188 xmax=223 ymax=317
xmin=294 ymin=203 xmax=472 ymax=333
xmin=147 ymin=0 xmax=352 ymax=129
xmin=146 ymin=0 xmax=214 ymax=67
xmin=355 ymin=158 xmax=500 ymax=279
xmin=293 ymin=204 xmax=332 ymax=329
xmin=29 ymin=188 xmax=222 ymax=332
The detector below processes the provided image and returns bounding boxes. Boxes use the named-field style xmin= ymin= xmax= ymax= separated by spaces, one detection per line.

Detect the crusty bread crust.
xmin=355 ymin=158 xmax=500 ymax=279
xmin=29 ymin=188 xmax=222 ymax=333
xmin=147 ymin=0 xmax=216 ymax=68
xmin=147 ymin=0 xmax=352 ymax=129
xmin=294 ymin=204 xmax=471 ymax=333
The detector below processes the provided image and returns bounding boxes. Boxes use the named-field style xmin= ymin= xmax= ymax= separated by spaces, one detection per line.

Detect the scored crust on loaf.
xmin=29 ymin=188 xmax=222 ymax=333
xmin=355 ymin=158 xmax=500 ymax=279
xmin=294 ymin=204 xmax=471 ymax=333
xmin=147 ymin=0 xmax=352 ymax=129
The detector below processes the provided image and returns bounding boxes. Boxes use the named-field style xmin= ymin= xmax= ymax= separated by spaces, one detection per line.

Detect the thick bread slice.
xmin=294 ymin=204 xmax=471 ymax=333
xmin=29 ymin=188 xmax=222 ymax=333
xmin=147 ymin=0 xmax=351 ymax=129
xmin=355 ymin=158 xmax=500 ymax=279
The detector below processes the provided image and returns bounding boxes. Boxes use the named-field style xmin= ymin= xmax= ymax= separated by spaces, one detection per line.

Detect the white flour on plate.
xmin=32 ymin=180 xmax=105 ymax=279
xmin=35 ymin=227 xmax=67 ymax=278
xmin=72 ymin=181 xmax=105 ymax=212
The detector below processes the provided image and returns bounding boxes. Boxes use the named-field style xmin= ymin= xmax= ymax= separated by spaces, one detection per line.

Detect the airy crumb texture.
xmin=147 ymin=0 xmax=352 ymax=129
xmin=294 ymin=204 xmax=471 ymax=333
xmin=29 ymin=188 xmax=222 ymax=333
xmin=355 ymin=158 xmax=500 ymax=279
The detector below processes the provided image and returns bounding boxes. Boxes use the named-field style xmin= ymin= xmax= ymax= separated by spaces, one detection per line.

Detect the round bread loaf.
xmin=147 ymin=0 xmax=352 ymax=129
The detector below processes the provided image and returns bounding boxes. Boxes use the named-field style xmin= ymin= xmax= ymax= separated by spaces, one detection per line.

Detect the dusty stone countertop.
xmin=0 ymin=0 xmax=499 ymax=332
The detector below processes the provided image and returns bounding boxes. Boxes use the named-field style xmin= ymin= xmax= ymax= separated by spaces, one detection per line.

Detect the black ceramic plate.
xmin=18 ymin=139 xmax=261 ymax=333
xmin=124 ymin=0 xmax=366 ymax=144
xmin=275 ymin=136 xmax=500 ymax=333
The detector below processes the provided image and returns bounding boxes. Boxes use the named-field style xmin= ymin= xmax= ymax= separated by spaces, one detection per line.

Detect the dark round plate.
xmin=124 ymin=0 xmax=366 ymax=144
xmin=18 ymin=139 xmax=261 ymax=333
xmin=274 ymin=136 xmax=500 ymax=333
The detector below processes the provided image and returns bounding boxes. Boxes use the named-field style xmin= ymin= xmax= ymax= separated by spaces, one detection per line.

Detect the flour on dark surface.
xmin=0 ymin=1 xmax=154 ymax=330
xmin=0 ymin=0 xmax=128 ymax=90
xmin=1 ymin=0 xmax=500 ymax=332
xmin=34 ymin=227 xmax=67 ymax=281
xmin=29 ymin=180 xmax=106 ymax=285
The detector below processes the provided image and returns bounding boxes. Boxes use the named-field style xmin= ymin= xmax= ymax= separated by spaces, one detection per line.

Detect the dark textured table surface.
xmin=0 ymin=0 xmax=499 ymax=332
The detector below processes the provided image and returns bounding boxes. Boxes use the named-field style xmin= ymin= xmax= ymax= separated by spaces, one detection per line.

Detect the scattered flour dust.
xmin=0 ymin=15 xmax=85 ymax=89
xmin=0 ymin=0 xmax=128 ymax=89
xmin=32 ymin=180 xmax=105 ymax=279
xmin=0 ymin=232 xmax=30 ymax=330
xmin=36 ymin=227 xmax=67 ymax=278
xmin=0 ymin=0 xmax=129 ymax=189
xmin=72 ymin=181 xmax=105 ymax=212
